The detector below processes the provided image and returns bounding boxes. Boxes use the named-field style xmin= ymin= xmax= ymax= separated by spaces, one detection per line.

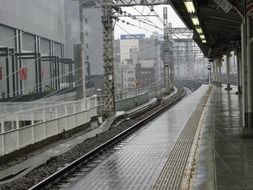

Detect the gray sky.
xmin=114 ymin=5 xmax=186 ymax=39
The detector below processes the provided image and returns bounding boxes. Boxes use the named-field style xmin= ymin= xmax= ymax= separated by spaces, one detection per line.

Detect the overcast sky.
xmin=114 ymin=5 xmax=186 ymax=39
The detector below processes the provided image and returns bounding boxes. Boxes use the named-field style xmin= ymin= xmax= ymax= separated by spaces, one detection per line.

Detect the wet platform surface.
xmin=192 ymin=86 xmax=253 ymax=190
xmin=57 ymin=85 xmax=209 ymax=190
xmin=0 ymin=91 xmax=176 ymax=184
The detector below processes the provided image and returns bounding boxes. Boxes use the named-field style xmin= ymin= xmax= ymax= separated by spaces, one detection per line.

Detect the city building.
xmin=114 ymin=39 xmax=123 ymax=91
xmin=0 ymin=0 xmax=76 ymax=99
xmin=139 ymin=34 xmax=164 ymax=87
xmin=135 ymin=63 xmax=155 ymax=88
xmin=82 ymin=6 xmax=103 ymax=77
xmin=115 ymin=33 xmax=164 ymax=91
xmin=122 ymin=59 xmax=136 ymax=89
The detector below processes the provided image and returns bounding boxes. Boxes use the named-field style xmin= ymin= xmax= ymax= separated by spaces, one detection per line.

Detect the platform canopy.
xmin=170 ymin=0 xmax=243 ymax=58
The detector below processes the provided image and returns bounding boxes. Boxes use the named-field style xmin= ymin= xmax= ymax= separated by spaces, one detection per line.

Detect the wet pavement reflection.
xmin=57 ymin=86 xmax=209 ymax=190
xmin=193 ymin=87 xmax=253 ymax=190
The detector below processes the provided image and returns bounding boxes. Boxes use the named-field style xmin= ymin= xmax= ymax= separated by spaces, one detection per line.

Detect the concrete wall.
xmin=83 ymin=8 xmax=103 ymax=76
xmin=0 ymin=0 xmax=65 ymax=43
xmin=115 ymin=93 xmax=149 ymax=111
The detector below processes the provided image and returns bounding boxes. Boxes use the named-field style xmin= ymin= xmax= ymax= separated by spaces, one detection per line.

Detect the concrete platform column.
xmin=215 ymin=59 xmax=220 ymax=86
xmin=241 ymin=16 xmax=253 ymax=136
xmin=212 ymin=62 xmax=217 ymax=84
xmin=244 ymin=17 xmax=253 ymax=130
xmin=216 ymin=57 xmax=223 ymax=87
xmin=214 ymin=60 xmax=218 ymax=85
xmin=225 ymin=52 xmax=232 ymax=90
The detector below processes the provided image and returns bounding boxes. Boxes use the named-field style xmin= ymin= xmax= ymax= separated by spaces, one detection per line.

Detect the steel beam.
xmin=113 ymin=0 xmax=170 ymax=6
xmin=102 ymin=0 xmax=115 ymax=116
xmin=163 ymin=7 xmax=171 ymax=93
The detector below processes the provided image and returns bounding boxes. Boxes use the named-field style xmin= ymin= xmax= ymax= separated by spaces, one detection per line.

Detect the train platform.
xmin=3 ymin=84 xmax=233 ymax=190
xmin=191 ymin=86 xmax=253 ymax=190
xmin=54 ymin=85 xmax=210 ymax=190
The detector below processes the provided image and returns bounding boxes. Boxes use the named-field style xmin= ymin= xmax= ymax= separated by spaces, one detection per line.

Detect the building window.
xmin=84 ymin=18 xmax=88 ymax=24
xmin=86 ymin=55 xmax=89 ymax=60
xmin=85 ymin=31 xmax=88 ymax=36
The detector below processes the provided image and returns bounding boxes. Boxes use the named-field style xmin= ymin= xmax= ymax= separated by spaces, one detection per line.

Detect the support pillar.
xmin=163 ymin=7 xmax=171 ymax=93
xmin=214 ymin=60 xmax=218 ymax=85
xmin=225 ymin=52 xmax=232 ymax=90
xmin=244 ymin=17 xmax=253 ymax=131
xmin=236 ymin=51 xmax=242 ymax=94
xmin=241 ymin=15 xmax=253 ymax=136
xmin=212 ymin=62 xmax=215 ymax=84
xmin=211 ymin=64 xmax=214 ymax=84
xmin=74 ymin=44 xmax=84 ymax=99
xmin=102 ymin=0 xmax=115 ymax=116
xmin=216 ymin=57 xmax=222 ymax=87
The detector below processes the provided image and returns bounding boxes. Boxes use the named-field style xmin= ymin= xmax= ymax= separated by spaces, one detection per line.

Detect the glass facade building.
xmin=0 ymin=0 xmax=75 ymax=98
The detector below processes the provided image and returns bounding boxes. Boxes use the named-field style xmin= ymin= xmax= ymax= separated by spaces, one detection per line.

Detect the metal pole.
xmin=217 ymin=57 xmax=222 ymax=87
xmin=236 ymin=51 xmax=242 ymax=93
xmin=245 ymin=17 xmax=253 ymax=128
xmin=163 ymin=7 xmax=170 ymax=93
xmin=241 ymin=21 xmax=248 ymax=130
xmin=102 ymin=0 xmax=115 ymax=116
xmin=213 ymin=60 xmax=217 ymax=85
xmin=225 ymin=52 xmax=232 ymax=90
xmin=78 ymin=0 xmax=86 ymax=99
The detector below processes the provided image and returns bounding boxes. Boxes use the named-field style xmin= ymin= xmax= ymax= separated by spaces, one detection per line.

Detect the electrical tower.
xmin=163 ymin=7 xmax=171 ymax=92
xmin=101 ymin=0 xmax=171 ymax=115
xmin=102 ymin=0 xmax=115 ymax=116
xmin=168 ymin=24 xmax=174 ymax=90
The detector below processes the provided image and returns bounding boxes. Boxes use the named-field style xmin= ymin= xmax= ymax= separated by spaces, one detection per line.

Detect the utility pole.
xmin=168 ymin=23 xmax=174 ymax=90
xmin=163 ymin=7 xmax=171 ymax=93
xmin=102 ymin=0 xmax=115 ymax=116
xmin=100 ymin=0 xmax=170 ymax=116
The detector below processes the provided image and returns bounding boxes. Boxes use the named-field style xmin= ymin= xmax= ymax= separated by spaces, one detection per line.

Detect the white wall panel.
xmin=19 ymin=127 xmax=33 ymax=147
xmin=0 ymin=0 xmax=65 ymax=43
xmin=34 ymin=124 xmax=45 ymax=142
xmin=4 ymin=131 xmax=18 ymax=154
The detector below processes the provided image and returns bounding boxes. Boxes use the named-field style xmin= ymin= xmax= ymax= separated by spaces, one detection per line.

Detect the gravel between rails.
xmin=0 ymin=118 xmax=137 ymax=190
xmin=0 ymin=123 xmax=98 ymax=171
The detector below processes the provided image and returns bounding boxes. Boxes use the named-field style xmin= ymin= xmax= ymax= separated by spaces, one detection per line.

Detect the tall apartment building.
xmin=82 ymin=7 xmax=103 ymax=77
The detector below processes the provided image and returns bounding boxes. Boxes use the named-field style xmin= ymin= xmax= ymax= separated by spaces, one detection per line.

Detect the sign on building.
xmin=120 ymin=34 xmax=145 ymax=40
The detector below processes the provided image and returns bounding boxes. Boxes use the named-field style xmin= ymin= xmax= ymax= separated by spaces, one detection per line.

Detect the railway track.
xmin=29 ymin=83 xmax=193 ymax=190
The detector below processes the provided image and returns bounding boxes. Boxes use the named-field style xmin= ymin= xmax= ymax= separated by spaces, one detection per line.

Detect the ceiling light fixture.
xmin=196 ymin=27 xmax=203 ymax=34
xmin=184 ymin=0 xmax=196 ymax=13
xmin=200 ymin=34 xmax=205 ymax=40
xmin=191 ymin=16 xmax=199 ymax=26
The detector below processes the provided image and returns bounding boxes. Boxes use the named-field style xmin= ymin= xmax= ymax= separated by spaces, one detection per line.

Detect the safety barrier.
xmin=0 ymin=97 xmax=97 ymax=156
xmin=0 ymin=86 xmax=162 ymax=156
